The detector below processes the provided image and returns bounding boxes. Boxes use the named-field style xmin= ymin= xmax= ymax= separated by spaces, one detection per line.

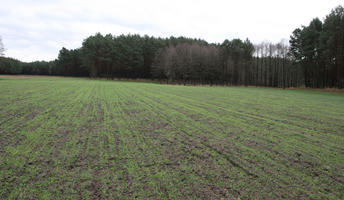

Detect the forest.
xmin=0 ymin=5 xmax=343 ymax=88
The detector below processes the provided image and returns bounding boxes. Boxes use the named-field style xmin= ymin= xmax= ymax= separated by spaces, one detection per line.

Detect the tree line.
xmin=289 ymin=6 xmax=344 ymax=88
xmin=0 ymin=5 xmax=343 ymax=88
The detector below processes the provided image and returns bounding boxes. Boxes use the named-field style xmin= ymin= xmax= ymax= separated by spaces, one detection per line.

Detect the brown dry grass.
xmin=0 ymin=75 xmax=53 ymax=79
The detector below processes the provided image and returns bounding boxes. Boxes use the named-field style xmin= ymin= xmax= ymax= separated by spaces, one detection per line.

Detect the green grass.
xmin=0 ymin=76 xmax=343 ymax=199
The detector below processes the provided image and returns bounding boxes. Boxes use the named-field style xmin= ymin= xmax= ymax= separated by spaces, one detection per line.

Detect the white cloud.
xmin=0 ymin=0 xmax=342 ymax=61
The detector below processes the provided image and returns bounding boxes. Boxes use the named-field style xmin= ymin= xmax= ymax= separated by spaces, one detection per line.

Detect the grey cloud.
xmin=1 ymin=0 xmax=343 ymax=61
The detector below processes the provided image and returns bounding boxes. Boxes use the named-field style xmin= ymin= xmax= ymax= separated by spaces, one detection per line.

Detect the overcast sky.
xmin=0 ymin=0 xmax=342 ymax=62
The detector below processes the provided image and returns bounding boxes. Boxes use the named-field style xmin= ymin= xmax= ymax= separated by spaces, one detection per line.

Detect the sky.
xmin=0 ymin=0 xmax=343 ymax=62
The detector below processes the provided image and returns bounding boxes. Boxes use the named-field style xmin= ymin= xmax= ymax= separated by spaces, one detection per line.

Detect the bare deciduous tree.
xmin=0 ymin=36 xmax=5 ymax=57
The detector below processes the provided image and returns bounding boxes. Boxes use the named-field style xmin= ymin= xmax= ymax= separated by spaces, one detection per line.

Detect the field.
xmin=0 ymin=76 xmax=343 ymax=199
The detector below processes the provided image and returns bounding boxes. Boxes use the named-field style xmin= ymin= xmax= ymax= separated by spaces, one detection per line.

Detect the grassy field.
xmin=0 ymin=76 xmax=343 ymax=199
